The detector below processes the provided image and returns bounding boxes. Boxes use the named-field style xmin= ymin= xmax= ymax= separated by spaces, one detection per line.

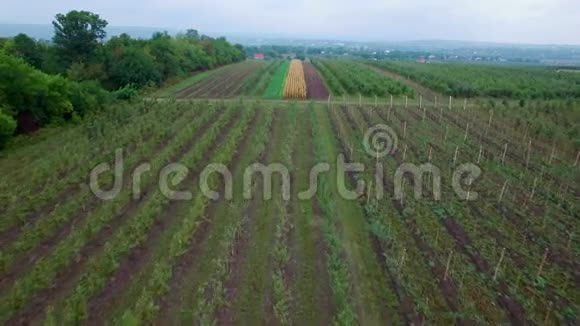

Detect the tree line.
xmin=0 ymin=10 xmax=246 ymax=148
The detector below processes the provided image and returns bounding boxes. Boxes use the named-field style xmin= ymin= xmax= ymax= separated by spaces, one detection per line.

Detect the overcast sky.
xmin=1 ymin=0 xmax=579 ymax=44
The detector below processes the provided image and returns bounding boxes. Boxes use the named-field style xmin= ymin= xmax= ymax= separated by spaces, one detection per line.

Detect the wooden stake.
xmin=453 ymin=146 xmax=459 ymax=165
xmin=398 ymin=248 xmax=407 ymax=272
xmin=544 ymin=302 xmax=553 ymax=325
xmin=403 ymin=144 xmax=408 ymax=161
xmin=390 ymin=95 xmax=393 ymax=109
xmin=548 ymin=142 xmax=555 ymax=165
xmin=493 ymin=247 xmax=506 ymax=281
xmin=574 ymin=150 xmax=579 ymax=167
xmin=387 ymin=107 xmax=391 ymax=121
xmin=448 ymin=96 xmax=452 ymax=110
xmin=530 ymin=177 xmax=538 ymax=201
xmin=419 ymin=95 xmax=423 ymax=109
xmin=485 ymin=110 xmax=493 ymax=136
xmin=434 ymin=96 xmax=438 ymax=108
xmin=367 ymin=181 xmax=372 ymax=205
xmin=422 ymin=106 xmax=426 ymax=122
xmin=405 ymin=96 xmax=408 ymax=109
xmin=501 ymin=143 xmax=508 ymax=164
xmin=464 ymin=123 xmax=469 ymax=142
xmin=498 ymin=180 xmax=508 ymax=203
xmin=536 ymin=248 xmax=549 ymax=279
xmin=359 ymin=94 xmax=362 ymax=107
xmin=439 ymin=106 xmax=443 ymax=122
xmin=444 ymin=251 xmax=453 ymax=281
xmin=403 ymin=121 xmax=407 ymax=139
xmin=463 ymin=98 xmax=467 ymax=111
xmin=477 ymin=145 xmax=483 ymax=164
xmin=328 ymin=94 xmax=331 ymax=108
xmin=526 ymin=139 xmax=532 ymax=170
xmin=428 ymin=146 xmax=433 ymax=162
xmin=374 ymin=95 xmax=378 ymax=108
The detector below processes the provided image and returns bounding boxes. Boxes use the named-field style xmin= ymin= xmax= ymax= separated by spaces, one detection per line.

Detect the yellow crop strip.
xmin=283 ymin=59 xmax=307 ymax=100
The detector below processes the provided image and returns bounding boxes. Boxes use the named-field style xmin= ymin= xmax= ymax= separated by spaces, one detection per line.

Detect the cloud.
xmin=0 ymin=0 xmax=578 ymax=44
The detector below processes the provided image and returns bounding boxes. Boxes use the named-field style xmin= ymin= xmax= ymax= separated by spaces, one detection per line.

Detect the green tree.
xmin=52 ymin=10 xmax=108 ymax=64
xmin=9 ymin=34 xmax=44 ymax=69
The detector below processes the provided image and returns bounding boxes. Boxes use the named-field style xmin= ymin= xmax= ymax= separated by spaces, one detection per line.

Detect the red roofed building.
xmin=254 ymin=53 xmax=265 ymax=60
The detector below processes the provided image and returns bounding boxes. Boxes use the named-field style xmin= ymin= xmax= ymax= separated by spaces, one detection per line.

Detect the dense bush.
xmin=0 ymin=109 xmax=17 ymax=149
xmin=0 ymin=50 xmax=110 ymax=141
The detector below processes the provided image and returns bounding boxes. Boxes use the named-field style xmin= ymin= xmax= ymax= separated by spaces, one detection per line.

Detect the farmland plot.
xmin=169 ymin=61 xmax=264 ymax=98
xmin=0 ymin=92 xmax=578 ymax=325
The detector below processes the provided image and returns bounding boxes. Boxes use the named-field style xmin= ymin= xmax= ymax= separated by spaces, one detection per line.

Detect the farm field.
xmin=368 ymin=60 xmax=580 ymax=99
xmin=1 ymin=79 xmax=579 ymax=324
xmin=283 ymin=59 xmax=307 ymax=100
xmin=303 ymin=61 xmax=330 ymax=100
xmin=170 ymin=61 xmax=265 ymax=98
xmin=263 ymin=60 xmax=291 ymax=99
xmin=312 ymin=59 xmax=416 ymax=98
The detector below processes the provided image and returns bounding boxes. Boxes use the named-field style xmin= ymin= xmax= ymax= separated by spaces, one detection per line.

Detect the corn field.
xmin=283 ymin=59 xmax=307 ymax=100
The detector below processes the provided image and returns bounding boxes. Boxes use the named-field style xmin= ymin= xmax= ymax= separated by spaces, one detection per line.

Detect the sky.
xmin=1 ymin=0 xmax=579 ymax=45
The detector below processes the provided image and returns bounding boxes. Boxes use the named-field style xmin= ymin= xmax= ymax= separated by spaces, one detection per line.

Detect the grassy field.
xmin=263 ymin=60 xmax=290 ymax=99
xmin=1 ymin=59 xmax=579 ymax=325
